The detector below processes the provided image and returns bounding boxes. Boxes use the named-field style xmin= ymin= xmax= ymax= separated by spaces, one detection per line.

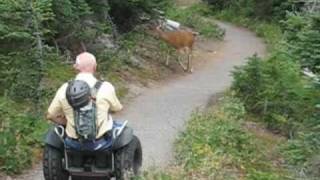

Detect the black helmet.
xmin=66 ymin=80 xmax=91 ymax=109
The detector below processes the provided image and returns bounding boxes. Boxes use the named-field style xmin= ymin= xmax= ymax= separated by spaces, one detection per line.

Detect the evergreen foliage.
xmin=0 ymin=0 xmax=169 ymax=102
xmin=232 ymin=54 xmax=317 ymax=135
xmin=284 ymin=12 xmax=320 ymax=73
xmin=0 ymin=0 xmax=173 ymax=174
xmin=211 ymin=0 xmax=320 ymax=178
xmin=203 ymin=0 xmax=305 ymax=20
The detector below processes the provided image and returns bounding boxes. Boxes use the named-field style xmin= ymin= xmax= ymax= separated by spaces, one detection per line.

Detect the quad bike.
xmin=43 ymin=120 xmax=142 ymax=180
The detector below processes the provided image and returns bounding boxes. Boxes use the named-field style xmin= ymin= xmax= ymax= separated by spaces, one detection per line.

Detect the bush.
xmin=284 ymin=12 xmax=320 ymax=73
xmin=0 ymin=98 xmax=48 ymax=174
xmin=281 ymin=110 xmax=320 ymax=178
xmin=204 ymin=0 xmax=304 ymax=20
xmin=231 ymin=55 xmax=265 ymax=114
xmin=232 ymin=54 xmax=316 ymax=135
xmin=253 ymin=22 xmax=282 ymax=50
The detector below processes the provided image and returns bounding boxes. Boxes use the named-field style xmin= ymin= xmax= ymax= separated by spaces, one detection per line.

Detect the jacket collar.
xmin=75 ymin=73 xmax=97 ymax=87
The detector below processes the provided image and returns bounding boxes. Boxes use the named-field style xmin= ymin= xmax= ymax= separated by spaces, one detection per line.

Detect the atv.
xmin=43 ymin=120 xmax=142 ymax=180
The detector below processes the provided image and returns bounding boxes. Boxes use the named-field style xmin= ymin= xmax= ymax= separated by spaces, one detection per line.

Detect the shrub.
xmin=203 ymin=0 xmax=304 ymax=20
xmin=253 ymin=22 xmax=282 ymax=50
xmin=0 ymin=98 xmax=48 ymax=174
xmin=281 ymin=110 xmax=320 ymax=178
xmin=284 ymin=12 xmax=320 ymax=73
xmin=232 ymin=54 xmax=316 ymax=135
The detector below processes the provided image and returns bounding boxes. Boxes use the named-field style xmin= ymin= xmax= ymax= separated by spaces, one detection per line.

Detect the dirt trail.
xmin=122 ymin=22 xmax=266 ymax=168
xmin=11 ymin=21 xmax=266 ymax=180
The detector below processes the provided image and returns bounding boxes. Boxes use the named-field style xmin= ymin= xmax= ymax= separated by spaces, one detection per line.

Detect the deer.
xmin=153 ymin=23 xmax=198 ymax=73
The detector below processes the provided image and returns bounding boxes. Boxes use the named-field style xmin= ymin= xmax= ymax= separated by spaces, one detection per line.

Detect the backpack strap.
xmin=91 ymin=80 xmax=103 ymax=99
xmin=94 ymin=80 xmax=103 ymax=91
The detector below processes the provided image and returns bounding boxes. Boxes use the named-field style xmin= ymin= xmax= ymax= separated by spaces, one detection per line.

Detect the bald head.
xmin=74 ymin=52 xmax=97 ymax=73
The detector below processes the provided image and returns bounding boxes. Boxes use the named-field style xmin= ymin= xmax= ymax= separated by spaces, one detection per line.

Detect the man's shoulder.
xmin=101 ymin=81 xmax=113 ymax=87
xmin=56 ymin=82 xmax=69 ymax=97
xmin=59 ymin=82 xmax=69 ymax=91
xmin=98 ymin=81 xmax=115 ymax=92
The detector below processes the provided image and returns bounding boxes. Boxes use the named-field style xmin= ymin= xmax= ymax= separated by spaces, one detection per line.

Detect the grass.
xmin=140 ymin=95 xmax=291 ymax=179
xmin=166 ymin=3 xmax=225 ymax=39
xmin=0 ymin=97 xmax=49 ymax=174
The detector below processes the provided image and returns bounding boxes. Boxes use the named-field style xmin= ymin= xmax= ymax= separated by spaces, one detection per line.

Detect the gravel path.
xmin=11 ymin=21 xmax=265 ymax=180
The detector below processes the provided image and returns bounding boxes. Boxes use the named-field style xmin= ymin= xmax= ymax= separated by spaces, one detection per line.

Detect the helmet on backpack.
xmin=66 ymin=80 xmax=91 ymax=109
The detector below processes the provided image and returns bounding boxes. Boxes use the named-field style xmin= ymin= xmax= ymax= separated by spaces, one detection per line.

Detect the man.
xmin=46 ymin=52 xmax=123 ymax=139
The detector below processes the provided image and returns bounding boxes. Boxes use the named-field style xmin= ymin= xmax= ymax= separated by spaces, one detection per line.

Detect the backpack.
xmin=66 ymin=80 xmax=103 ymax=141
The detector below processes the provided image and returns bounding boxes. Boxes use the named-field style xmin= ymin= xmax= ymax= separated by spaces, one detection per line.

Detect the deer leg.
xmin=165 ymin=49 xmax=170 ymax=66
xmin=188 ymin=51 xmax=193 ymax=73
xmin=186 ymin=51 xmax=190 ymax=72
xmin=177 ymin=53 xmax=187 ymax=71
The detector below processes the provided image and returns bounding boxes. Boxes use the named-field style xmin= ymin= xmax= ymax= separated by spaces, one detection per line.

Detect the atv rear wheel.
xmin=114 ymin=135 xmax=142 ymax=180
xmin=43 ymin=145 xmax=69 ymax=180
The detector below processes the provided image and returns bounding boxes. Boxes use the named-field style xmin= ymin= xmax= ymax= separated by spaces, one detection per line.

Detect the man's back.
xmin=48 ymin=73 xmax=123 ymax=139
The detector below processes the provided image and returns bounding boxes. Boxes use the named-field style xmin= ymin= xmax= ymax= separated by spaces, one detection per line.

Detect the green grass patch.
xmin=141 ymin=95 xmax=290 ymax=179
xmin=0 ymin=97 xmax=48 ymax=174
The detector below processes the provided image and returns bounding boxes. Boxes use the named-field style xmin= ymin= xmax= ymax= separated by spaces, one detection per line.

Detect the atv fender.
xmin=112 ymin=127 xmax=134 ymax=150
xmin=44 ymin=128 xmax=64 ymax=150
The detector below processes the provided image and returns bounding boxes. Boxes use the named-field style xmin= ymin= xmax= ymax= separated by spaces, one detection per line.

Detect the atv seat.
xmin=64 ymin=121 xmax=126 ymax=152
xmin=65 ymin=135 xmax=113 ymax=152
xmin=64 ymin=134 xmax=114 ymax=175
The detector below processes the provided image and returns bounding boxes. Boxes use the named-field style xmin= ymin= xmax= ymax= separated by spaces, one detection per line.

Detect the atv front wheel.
xmin=43 ymin=145 xmax=69 ymax=180
xmin=114 ymin=135 xmax=142 ymax=180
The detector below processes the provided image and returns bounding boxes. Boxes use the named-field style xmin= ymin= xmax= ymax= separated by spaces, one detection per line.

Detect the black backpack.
xmin=66 ymin=80 xmax=103 ymax=141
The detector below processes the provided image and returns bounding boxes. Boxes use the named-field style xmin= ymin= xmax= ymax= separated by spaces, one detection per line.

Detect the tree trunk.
xmin=30 ymin=1 xmax=44 ymax=115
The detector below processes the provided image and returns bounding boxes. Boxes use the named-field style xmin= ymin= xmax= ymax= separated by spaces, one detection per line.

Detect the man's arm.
xmin=47 ymin=85 xmax=67 ymax=125
xmin=105 ymin=83 xmax=123 ymax=112
xmin=46 ymin=113 xmax=67 ymax=125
